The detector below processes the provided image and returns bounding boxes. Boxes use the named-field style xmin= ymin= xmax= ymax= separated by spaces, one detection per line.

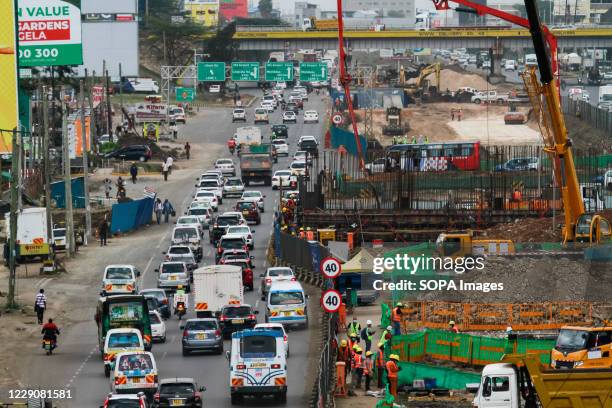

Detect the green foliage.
xmin=99 ymin=142 xmax=119 ymax=154
xmin=387 ymin=10 xmax=405 ymax=18
xmin=142 ymin=15 xmax=209 ymax=66
xmin=258 ymin=0 xmax=273 ymax=18
xmin=204 ymin=23 xmax=238 ymax=62
xmin=233 ymin=17 xmax=288 ymax=26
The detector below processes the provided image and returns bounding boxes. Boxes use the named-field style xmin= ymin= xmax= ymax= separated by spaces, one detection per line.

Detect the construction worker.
xmin=411 ymin=135 xmax=417 ymax=144
xmin=386 ymin=354 xmax=401 ymax=399
xmin=338 ymin=339 xmax=352 ymax=378
xmin=347 ymin=317 xmax=361 ymax=339
xmin=306 ymin=227 xmax=315 ymax=241
xmin=298 ymin=227 xmax=306 ymax=239
xmin=338 ymin=301 xmax=347 ymax=330
xmin=379 ymin=325 xmax=393 ymax=351
xmin=511 ymin=188 xmax=522 ymax=202
xmin=352 ymin=346 xmax=364 ymax=390
xmin=360 ymin=320 xmax=376 ymax=352
xmin=391 ymin=302 xmax=403 ymax=336
xmin=364 ymin=351 xmax=374 ymax=391
xmin=449 ymin=320 xmax=459 ymax=333
xmin=348 ymin=333 xmax=360 ymax=352
xmin=457 ymin=108 xmax=463 ymax=121
xmin=375 ymin=347 xmax=386 ymax=389
xmin=392 ymin=136 xmax=397 ymax=145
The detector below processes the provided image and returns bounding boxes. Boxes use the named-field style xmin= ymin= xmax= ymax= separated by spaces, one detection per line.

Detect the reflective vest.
xmin=362 ymin=327 xmax=374 ymax=341
xmin=380 ymin=330 xmax=390 ymax=345
xmin=353 ymin=353 xmax=363 ymax=370
xmin=348 ymin=322 xmax=361 ymax=337
xmin=306 ymin=231 xmax=314 ymax=240
xmin=392 ymin=307 xmax=402 ymax=322
xmin=364 ymin=358 xmax=374 ymax=375
xmin=338 ymin=346 xmax=350 ymax=362
xmin=299 ymin=231 xmax=306 ymax=239
xmin=386 ymin=360 xmax=399 ymax=378
xmin=376 ymin=351 xmax=385 ymax=367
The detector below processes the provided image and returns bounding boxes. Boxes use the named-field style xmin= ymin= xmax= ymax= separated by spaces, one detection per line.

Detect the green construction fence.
xmin=397 ymin=361 xmax=482 ymax=389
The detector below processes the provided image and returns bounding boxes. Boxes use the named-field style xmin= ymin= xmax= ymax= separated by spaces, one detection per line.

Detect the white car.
xmin=282 ymin=111 xmax=297 ymax=123
xmin=289 ymin=160 xmax=307 ymax=176
xmin=293 ymin=150 xmax=312 ymax=164
xmin=232 ymin=108 xmax=246 ymax=122
xmin=193 ymin=190 xmax=218 ymax=211
xmin=176 ymin=215 xmax=204 ymax=233
xmin=271 ymin=139 xmax=289 ymax=156
xmin=149 ymin=310 xmax=166 ymax=343
xmin=223 ymin=177 xmax=245 ymax=198
xmin=275 ymin=82 xmax=287 ymax=89
xmin=186 ymin=202 xmax=213 ymax=227
xmin=254 ymin=323 xmax=289 ymax=357
xmin=298 ymin=135 xmax=318 ymax=146
xmin=254 ymin=108 xmax=269 ymax=124
xmin=169 ymin=107 xmax=186 ymax=124
xmin=215 ymin=158 xmax=236 ymax=176
xmin=260 ymin=100 xmax=275 ymax=113
xmin=196 ymin=179 xmax=223 ymax=203
xmin=209 ymin=84 xmax=221 ymax=93
xmin=303 ymin=110 xmax=319 ymax=123
xmin=262 ymin=94 xmax=277 ymax=108
xmin=272 ymin=170 xmax=296 ymax=189
xmin=293 ymin=87 xmax=308 ymax=100
xmin=241 ymin=190 xmax=265 ymax=212
xmin=102 ymin=265 xmax=140 ymax=295
xmin=259 ymin=266 xmax=295 ymax=297
xmin=226 ymin=225 xmax=254 ymax=249
xmin=52 ymin=227 xmax=67 ymax=250
xmin=221 ymin=211 xmax=248 ymax=226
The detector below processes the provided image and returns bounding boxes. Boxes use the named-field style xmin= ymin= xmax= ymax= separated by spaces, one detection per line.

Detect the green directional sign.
xmin=231 ymin=62 xmax=260 ymax=81
xmin=176 ymin=87 xmax=195 ymax=102
xmin=265 ymin=62 xmax=294 ymax=82
xmin=197 ymin=62 xmax=226 ymax=81
xmin=300 ymin=62 xmax=328 ymax=82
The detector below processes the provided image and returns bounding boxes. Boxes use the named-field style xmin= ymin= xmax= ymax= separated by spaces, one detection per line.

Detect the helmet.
xmin=366 ymin=351 xmax=373 ymax=357
xmin=355 ymin=347 xmax=362 ymax=353
xmin=506 ymin=326 xmax=513 ymax=333
xmin=390 ymin=354 xmax=399 ymax=361
xmin=350 ymin=333 xmax=358 ymax=339
xmin=341 ymin=339 xmax=347 ymax=347
xmin=396 ymin=302 xmax=403 ymax=307
xmin=306 ymin=227 xmax=311 ymax=231
xmin=352 ymin=343 xmax=359 ymax=350
xmin=449 ymin=321 xmax=455 ymax=326
xmin=366 ymin=320 xmax=372 ymax=325
xmin=300 ymin=227 xmax=304 ymax=231
xmin=386 ymin=326 xmax=392 ymax=331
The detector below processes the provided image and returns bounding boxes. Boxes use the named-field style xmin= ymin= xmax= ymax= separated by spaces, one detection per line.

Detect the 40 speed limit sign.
xmin=321 ymin=289 xmax=342 ymax=313
xmin=320 ymin=257 xmax=342 ymax=279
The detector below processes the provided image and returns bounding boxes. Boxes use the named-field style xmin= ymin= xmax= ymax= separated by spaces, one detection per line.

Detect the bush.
xmin=99 ymin=142 xmax=118 ymax=154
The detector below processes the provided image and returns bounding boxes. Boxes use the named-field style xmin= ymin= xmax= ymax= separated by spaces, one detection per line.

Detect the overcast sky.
xmin=272 ymin=0 xmax=435 ymax=14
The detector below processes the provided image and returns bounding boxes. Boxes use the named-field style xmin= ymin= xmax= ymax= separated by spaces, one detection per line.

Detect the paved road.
xmin=20 ymin=91 xmax=328 ymax=407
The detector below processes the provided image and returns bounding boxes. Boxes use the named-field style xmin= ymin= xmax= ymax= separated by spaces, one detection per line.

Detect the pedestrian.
xmin=347 ymin=317 xmax=361 ymax=339
xmin=337 ymin=339 xmax=352 ymax=379
xmin=116 ymin=176 xmax=125 ymax=190
xmin=162 ymin=161 xmax=169 ymax=181
xmin=170 ymin=121 xmax=178 ymax=140
xmin=386 ymin=354 xmax=400 ymax=399
xmin=34 ymin=288 xmax=47 ymax=324
xmin=458 ymin=108 xmax=463 ymax=121
xmin=165 ymin=156 xmax=174 ymax=174
xmin=449 ymin=320 xmax=459 ymax=333
xmin=104 ymin=178 xmax=112 ymax=199
xmin=162 ymin=199 xmax=174 ymax=223
xmin=352 ymin=347 xmax=364 ymax=390
xmin=375 ymin=347 xmax=386 ymax=389
xmin=361 ymin=320 xmax=376 ymax=352
xmin=99 ymin=216 xmax=108 ymax=246
xmin=451 ymin=109 xmax=455 ymax=120
xmin=184 ymin=142 xmax=191 ymax=160
xmin=392 ymin=302 xmax=403 ymax=336
xmin=129 ymin=162 xmax=138 ymax=184
xmin=364 ymin=351 xmax=374 ymax=391
xmin=154 ymin=198 xmax=163 ymax=225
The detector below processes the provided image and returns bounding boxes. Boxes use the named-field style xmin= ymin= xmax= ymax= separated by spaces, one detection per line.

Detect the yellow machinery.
xmin=317 ymin=228 xmax=336 ymax=246
xmin=399 ymin=63 xmax=441 ymax=96
xmin=435 ymin=231 xmax=515 ymax=258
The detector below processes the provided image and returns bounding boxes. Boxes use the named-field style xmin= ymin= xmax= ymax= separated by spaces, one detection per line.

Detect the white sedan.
xmin=193 ymin=190 xmax=219 ymax=211
xmin=260 ymin=101 xmax=275 ymax=113
xmin=241 ymin=190 xmax=265 ymax=212
xmin=282 ymin=111 xmax=297 ymax=124
xmin=225 ymin=225 xmax=254 ymax=249
xmin=149 ymin=310 xmax=166 ymax=343
xmin=290 ymin=160 xmax=307 ymax=176
xmin=272 ymin=170 xmax=296 ymax=189
xmin=271 ymin=139 xmax=289 ymax=156
xmin=215 ymin=158 xmax=236 ymax=176
xmin=303 ymin=110 xmax=319 ymax=123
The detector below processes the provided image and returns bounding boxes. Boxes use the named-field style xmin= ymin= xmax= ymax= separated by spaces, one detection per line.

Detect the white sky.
xmin=270 ymin=0 xmax=435 ymax=15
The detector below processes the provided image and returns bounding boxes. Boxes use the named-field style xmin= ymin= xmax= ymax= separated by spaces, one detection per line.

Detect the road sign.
xmin=176 ymin=87 xmax=195 ymax=102
xmin=17 ymin=0 xmax=83 ymax=67
xmin=320 ymin=257 xmax=342 ymax=279
xmin=265 ymin=61 xmax=294 ymax=82
xmin=197 ymin=62 xmax=226 ymax=82
xmin=332 ymin=114 xmax=343 ymax=125
xmin=231 ymin=62 xmax=260 ymax=81
xmin=300 ymin=62 xmax=328 ymax=82
xmin=321 ymin=290 xmax=342 ymax=313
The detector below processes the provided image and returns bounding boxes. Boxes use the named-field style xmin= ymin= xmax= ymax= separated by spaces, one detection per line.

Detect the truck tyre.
xmin=276 ymin=391 xmax=287 ymax=404
xmin=473 ymin=98 xmax=481 ymax=104
xmin=230 ymin=393 xmax=242 ymax=405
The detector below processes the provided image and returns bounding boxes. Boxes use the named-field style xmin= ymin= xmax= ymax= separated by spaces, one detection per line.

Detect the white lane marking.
xmin=65 ymin=345 xmax=97 ymax=389
xmin=161 ymin=351 xmax=168 ymax=361
xmin=255 ymin=299 xmax=259 ymax=308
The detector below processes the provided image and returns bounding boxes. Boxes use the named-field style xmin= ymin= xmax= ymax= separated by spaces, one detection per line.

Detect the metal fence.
xmin=312 ymin=313 xmax=338 ymax=408
xmin=562 ymin=96 xmax=612 ymax=134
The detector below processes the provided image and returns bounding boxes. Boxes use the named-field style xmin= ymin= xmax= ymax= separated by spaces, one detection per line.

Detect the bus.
xmin=95 ymin=295 xmax=153 ymax=354
xmin=551 ymin=326 xmax=612 ymax=369
xmin=385 ymin=141 xmax=480 ymax=172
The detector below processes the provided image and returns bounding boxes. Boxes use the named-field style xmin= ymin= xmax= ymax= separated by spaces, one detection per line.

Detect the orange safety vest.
xmin=306 ymin=231 xmax=314 ymax=240
xmin=338 ymin=346 xmax=350 ymax=362
xmin=299 ymin=231 xmax=306 ymax=239
xmin=364 ymin=358 xmax=374 ymax=375
xmin=392 ymin=307 xmax=402 ymax=322
xmin=386 ymin=360 xmax=399 ymax=378
xmin=376 ymin=351 xmax=385 ymax=367
xmin=353 ymin=353 xmax=363 ymax=369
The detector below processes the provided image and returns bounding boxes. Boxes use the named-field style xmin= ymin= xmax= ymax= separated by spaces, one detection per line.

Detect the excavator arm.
xmin=415 ymin=63 xmax=441 ymax=90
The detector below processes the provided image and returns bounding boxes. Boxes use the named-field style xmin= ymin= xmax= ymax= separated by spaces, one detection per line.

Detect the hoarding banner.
xmin=17 ymin=0 xmax=83 ymax=67
xmin=134 ymin=103 xmax=168 ymax=123
xmin=67 ymin=116 xmax=91 ymax=159
xmin=220 ymin=0 xmax=247 ymax=21
xmin=0 ymin=0 xmax=19 ymax=153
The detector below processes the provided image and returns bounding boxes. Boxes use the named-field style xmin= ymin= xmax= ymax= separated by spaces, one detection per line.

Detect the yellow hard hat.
xmin=366 ymin=351 xmax=373 ymax=357
xmin=341 ymin=339 xmax=347 ymax=347
xmin=355 ymin=347 xmax=363 ymax=353
xmin=177 ymin=285 xmax=183 ymax=289
xmin=449 ymin=320 xmax=455 ymax=326
xmin=300 ymin=227 xmax=304 ymax=231
xmin=352 ymin=343 xmax=359 ymax=350
xmin=390 ymin=354 xmax=399 ymax=361
xmin=396 ymin=302 xmax=403 ymax=307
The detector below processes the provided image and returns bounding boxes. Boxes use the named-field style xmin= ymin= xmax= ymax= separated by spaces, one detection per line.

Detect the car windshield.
xmin=200 ymin=180 xmax=218 ymax=188
xmin=272 ymin=140 xmax=286 ymax=146
xmin=292 ymin=162 xmax=305 ymax=169
xmin=186 ymin=320 xmax=217 ymax=331
xmin=53 ymin=229 xmax=66 ymax=237
xmin=196 ymin=192 xmax=214 ymax=198
xmin=223 ymin=306 xmax=251 ymax=317
xmin=106 ymin=267 xmax=133 ymax=280
xmin=255 ymin=109 xmax=266 ymax=114
xmin=178 ymin=217 xmax=199 ymax=224
xmin=217 ymin=217 xmax=239 ymax=226
xmin=149 ymin=312 xmax=161 ymax=324
xmin=174 ymin=228 xmax=197 ymax=240
xmin=141 ymin=290 xmax=165 ymax=301
xmin=285 ymin=111 xmax=295 ymax=115
xmin=117 ymin=354 xmax=154 ymax=372
xmin=108 ymin=332 xmax=141 ymax=348
xmin=160 ymin=383 xmax=195 ymax=395
xmin=234 ymin=109 xmax=244 ymax=114
xmin=556 ymin=329 xmax=588 ymax=350
xmin=223 ymin=254 xmax=249 ymax=262
xmin=268 ymin=268 xmax=292 ymax=277
xmin=218 ymin=159 xmax=233 ymax=165
xmin=226 ymin=179 xmax=242 ymax=186
xmin=228 ymin=226 xmax=250 ymax=234
xmin=270 ymin=291 xmax=304 ymax=305
xmin=169 ymin=247 xmax=190 ymax=254
xmin=242 ymin=191 xmax=261 ymax=198
xmin=222 ymin=239 xmax=244 ymax=249
xmin=107 ymin=400 xmax=141 ymax=408
xmin=306 ymin=111 xmax=316 ymax=115
xmin=240 ymin=335 xmax=276 ymax=358
xmin=161 ymin=263 xmax=184 ymax=273
xmin=189 ymin=209 xmax=208 ymax=216
xmin=237 ymin=202 xmax=255 ymax=210
xmin=276 ymin=171 xmax=291 ymax=177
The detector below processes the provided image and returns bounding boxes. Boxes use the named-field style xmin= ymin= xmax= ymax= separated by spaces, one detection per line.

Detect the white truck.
xmin=597 ymin=85 xmax=612 ymax=109
xmin=268 ymin=51 xmax=284 ymax=62
xmin=471 ymin=90 xmax=509 ymax=104
xmin=234 ymin=126 xmax=262 ymax=146
xmin=193 ymin=264 xmax=243 ymax=318
xmin=524 ymin=53 xmax=538 ymax=67
xmin=5 ymin=207 xmax=51 ymax=262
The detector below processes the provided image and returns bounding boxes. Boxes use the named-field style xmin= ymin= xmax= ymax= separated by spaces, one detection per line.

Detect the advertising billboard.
xmin=184 ymin=0 xmax=219 ymax=27
xmin=17 ymin=0 xmax=83 ymax=67
xmin=0 ymin=0 xmax=19 ymax=153
xmin=67 ymin=116 xmax=91 ymax=159
xmin=220 ymin=0 xmax=247 ymax=21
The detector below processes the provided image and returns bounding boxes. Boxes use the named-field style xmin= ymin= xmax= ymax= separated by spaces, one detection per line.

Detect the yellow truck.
xmin=435 ymin=231 xmax=515 ymax=258
xmin=303 ymin=17 xmax=338 ymax=31
xmin=473 ymin=353 xmax=612 ymax=407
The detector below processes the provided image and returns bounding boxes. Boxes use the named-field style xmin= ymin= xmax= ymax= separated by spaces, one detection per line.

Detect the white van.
xmin=504 ymin=60 xmax=517 ymax=71
xmin=111 ymin=351 xmax=158 ymax=395
xmin=103 ymin=328 xmax=144 ymax=377
xmin=265 ymin=281 xmax=308 ymax=328
xmin=102 ymin=265 xmax=140 ymax=295
xmin=227 ymin=329 xmax=287 ymax=404
xmin=172 ymin=225 xmax=202 ymax=261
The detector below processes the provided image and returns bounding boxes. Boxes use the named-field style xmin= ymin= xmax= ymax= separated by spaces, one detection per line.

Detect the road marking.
xmin=161 ymin=351 xmax=168 ymax=361
xmin=255 ymin=299 xmax=259 ymax=308
xmin=65 ymin=345 xmax=97 ymax=389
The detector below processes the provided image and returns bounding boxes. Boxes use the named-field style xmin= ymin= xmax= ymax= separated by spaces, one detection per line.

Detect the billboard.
xmin=17 ymin=0 xmax=83 ymax=67
xmin=184 ymin=0 xmax=219 ymax=27
xmin=220 ymin=0 xmax=247 ymax=21
xmin=0 ymin=0 xmax=19 ymax=153
xmin=67 ymin=116 xmax=91 ymax=158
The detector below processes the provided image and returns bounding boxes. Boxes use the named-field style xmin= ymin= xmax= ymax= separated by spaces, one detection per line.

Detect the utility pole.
xmin=42 ymin=86 xmax=52 ymax=241
xmin=87 ymin=72 xmax=97 ymax=156
xmin=119 ymin=63 xmax=124 ymax=115
xmin=79 ymin=80 xmax=91 ymax=244
xmin=7 ymin=129 xmax=21 ymax=309
xmin=106 ymin=70 xmax=112 ymax=138
xmin=61 ymin=90 xmax=75 ymax=257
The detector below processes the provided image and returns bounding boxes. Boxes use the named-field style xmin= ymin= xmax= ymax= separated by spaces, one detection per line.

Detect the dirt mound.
xmin=483 ymin=217 xmax=561 ymax=242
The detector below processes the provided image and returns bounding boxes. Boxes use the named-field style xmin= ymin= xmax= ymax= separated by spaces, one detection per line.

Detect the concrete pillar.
xmin=488 ymin=39 xmax=506 ymax=84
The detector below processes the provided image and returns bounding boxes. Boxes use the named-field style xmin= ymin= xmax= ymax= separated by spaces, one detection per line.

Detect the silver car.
xmin=165 ymin=245 xmax=198 ymax=271
xmin=223 ymin=177 xmax=245 ymax=198
xmin=215 ymin=158 xmax=236 ymax=176
xmin=156 ymin=261 xmax=190 ymax=291
xmin=181 ymin=318 xmax=223 ymax=355
xmin=260 ymin=266 xmax=295 ymax=297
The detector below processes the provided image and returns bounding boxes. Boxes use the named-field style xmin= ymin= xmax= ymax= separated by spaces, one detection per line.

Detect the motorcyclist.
xmin=174 ymin=285 xmax=188 ymax=314
xmin=227 ymin=138 xmax=236 ymax=155
xmin=41 ymin=318 xmax=60 ymax=347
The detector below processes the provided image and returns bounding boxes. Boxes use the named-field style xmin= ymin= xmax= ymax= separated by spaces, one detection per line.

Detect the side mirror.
xmin=200 ymin=386 xmax=206 ymax=392
xmin=225 ymin=350 xmax=230 ymax=361
xmin=179 ymin=324 xmax=185 ymax=330
xmin=254 ymin=310 xmax=260 ymax=315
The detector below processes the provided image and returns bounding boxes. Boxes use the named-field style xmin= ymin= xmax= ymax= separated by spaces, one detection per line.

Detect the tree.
xmin=387 ymin=10 xmax=405 ymax=18
xmin=205 ymin=23 xmax=238 ymax=62
xmin=143 ymin=16 xmax=209 ymax=66
xmin=258 ymin=0 xmax=273 ymax=18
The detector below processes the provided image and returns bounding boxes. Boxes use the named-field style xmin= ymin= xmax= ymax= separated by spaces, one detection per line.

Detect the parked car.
xmin=105 ymin=145 xmax=152 ymax=162
xmin=180 ymin=318 xmax=223 ymax=355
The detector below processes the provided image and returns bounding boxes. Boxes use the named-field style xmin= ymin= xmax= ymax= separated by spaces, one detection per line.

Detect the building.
xmin=591 ymin=0 xmax=612 ymax=23
xmin=342 ymin=0 xmax=416 ymax=28
xmin=295 ymin=2 xmax=320 ymax=28
xmin=183 ymin=0 xmax=220 ymax=27
xmin=219 ymin=0 xmax=248 ymax=21
xmin=552 ymin=0 xmax=591 ymax=23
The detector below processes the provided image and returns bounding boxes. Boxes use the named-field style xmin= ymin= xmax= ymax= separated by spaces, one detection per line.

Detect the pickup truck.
xmin=240 ymin=144 xmax=273 ymax=186
xmin=471 ymin=91 xmax=508 ymax=104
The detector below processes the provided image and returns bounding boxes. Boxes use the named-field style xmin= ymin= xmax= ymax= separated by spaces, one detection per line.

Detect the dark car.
xmin=271 ymin=124 xmax=288 ymax=139
xmin=223 ymin=259 xmax=254 ymax=291
xmin=140 ymin=289 xmax=170 ymax=319
xmin=215 ymin=235 xmax=248 ymax=263
xmin=105 ymin=145 xmax=152 ymax=162
xmin=285 ymin=102 xmax=299 ymax=114
xmin=153 ymin=378 xmax=206 ymax=407
xmin=209 ymin=215 xmax=243 ymax=244
xmin=181 ymin=318 xmax=223 ymax=355
xmin=219 ymin=304 xmax=258 ymax=338
xmin=298 ymin=140 xmax=319 ymax=158
xmin=235 ymin=200 xmax=261 ymax=225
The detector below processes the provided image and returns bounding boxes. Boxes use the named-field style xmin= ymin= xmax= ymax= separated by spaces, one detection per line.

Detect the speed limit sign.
xmin=332 ymin=114 xmax=343 ymax=125
xmin=320 ymin=257 xmax=342 ymax=279
xmin=321 ymin=289 xmax=342 ymax=313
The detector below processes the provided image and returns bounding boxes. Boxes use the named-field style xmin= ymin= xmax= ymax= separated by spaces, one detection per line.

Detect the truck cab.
xmin=473 ymin=363 xmax=519 ymax=408
xmin=227 ymin=329 xmax=287 ymax=404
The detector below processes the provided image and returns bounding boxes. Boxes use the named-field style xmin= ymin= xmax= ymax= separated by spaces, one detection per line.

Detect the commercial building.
xmin=220 ymin=0 xmax=248 ymax=21
xmin=294 ymin=2 xmax=320 ymax=28
xmin=183 ymin=0 xmax=220 ymax=27
xmin=341 ymin=0 xmax=416 ymax=28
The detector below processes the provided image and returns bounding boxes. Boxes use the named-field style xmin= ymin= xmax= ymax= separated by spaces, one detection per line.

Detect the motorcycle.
xmin=42 ymin=338 xmax=56 ymax=355
xmin=176 ymin=301 xmax=186 ymax=320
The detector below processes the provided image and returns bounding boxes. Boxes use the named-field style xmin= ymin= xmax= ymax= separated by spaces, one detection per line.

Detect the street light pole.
xmin=7 ymin=128 xmax=21 ymax=309
xmin=80 ymin=80 xmax=92 ymax=244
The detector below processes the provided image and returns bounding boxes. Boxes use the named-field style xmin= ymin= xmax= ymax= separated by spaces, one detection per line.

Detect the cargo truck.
xmin=193 ymin=265 xmax=243 ymax=318
xmin=240 ymin=144 xmax=273 ymax=186
xmin=472 ymin=353 xmax=612 ymax=407
xmin=234 ymin=126 xmax=262 ymax=146
xmin=5 ymin=207 xmax=52 ymax=262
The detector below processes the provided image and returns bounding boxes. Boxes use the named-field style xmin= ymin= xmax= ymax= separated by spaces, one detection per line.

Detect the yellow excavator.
xmin=399 ymin=63 xmax=441 ymax=97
